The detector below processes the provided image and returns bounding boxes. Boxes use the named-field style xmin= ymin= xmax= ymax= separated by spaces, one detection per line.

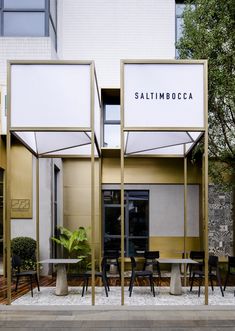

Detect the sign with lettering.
xmin=123 ymin=63 xmax=205 ymax=128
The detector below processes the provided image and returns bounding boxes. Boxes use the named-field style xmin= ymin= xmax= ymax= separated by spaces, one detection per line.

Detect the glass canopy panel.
xmin=35 ymin=131 xmax=91 ymax=155
xmin=187 ymin=131 xmax=203 ymax=141
xmin=125 ymin=131 xmax=192 ymax=155
xmin=44 ymin=144 xmax=98 ymax=157
xmin=13 ymin=132 xmax=37 ymax=154
xmin=10 ymin=64 xmax=91 ymax=128
xmin=124 ymin=63 xmax=204 ymax=128
xmin=129 ymin=144 xmax=185 ymax=156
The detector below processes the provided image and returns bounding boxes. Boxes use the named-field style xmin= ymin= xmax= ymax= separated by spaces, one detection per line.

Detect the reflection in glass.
xmin=129 ymin=199 xmax=148 ymax=236
xmin=128 ymin=238 xmax=148 ymax=257
xmin=4 ymin=12 xmax=45 ymax=36
xmin=105 ymin=104 xmax=120 ymax=121
xmin=104 ymin=206 xmax=121 ymax=236
xmin=4 ymin=0 xmax=45 ymax=9
xmin=104 ymin=237 xmax=121 ymax=253
xmin=104 ymin=124 xmax=120 ymax=147
xmin=103 ymin=190 xmax=149 ymax=257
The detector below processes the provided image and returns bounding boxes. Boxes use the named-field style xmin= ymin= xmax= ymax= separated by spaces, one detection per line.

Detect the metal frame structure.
xmin=120 ymin=59 xmax=208 ymax=305
xmin=5 ymin=58 xmax=208 ymax=306
xmin=5 ymin=60 xmax=101 ymax=305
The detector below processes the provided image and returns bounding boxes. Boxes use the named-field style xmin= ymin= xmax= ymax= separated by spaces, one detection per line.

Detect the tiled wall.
xmin=209 ymin=184 xmax=234 ymax=257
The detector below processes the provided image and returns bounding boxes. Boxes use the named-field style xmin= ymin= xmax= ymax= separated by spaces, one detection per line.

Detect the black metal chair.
xmin=129 ymin=256 xmax=155 ymax=297
xmin=143 ymin=251 xmax=161 ymax=285
xmin=82 ymin=257 xmax=109 ymax=297
xmin=12 ymin=255 xmax=40 ymax=297
xmin=224 ymin=256 xmax=235 ymax=291
xmin=190 ymin=255 xmax=224 ymax=297
xmin=188 ymin=251 xmax=205 ymax=281
xmin=104 ymin=251 xmax=121 ymax=279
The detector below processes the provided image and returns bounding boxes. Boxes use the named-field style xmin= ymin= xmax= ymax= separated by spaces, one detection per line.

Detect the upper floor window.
xmin=0 ymin=0 xmax=57 ymax=49
xmin=175 ymin=1 xmax=195 ymax=58
xmin=175 ymin=2 xmax=186 ymax=58
xmin=102 ymin=89 xmax=120 ymax=148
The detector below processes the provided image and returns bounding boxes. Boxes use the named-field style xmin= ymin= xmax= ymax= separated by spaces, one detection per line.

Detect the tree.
xmin=177 ymin=0 xmax=235 ymax=189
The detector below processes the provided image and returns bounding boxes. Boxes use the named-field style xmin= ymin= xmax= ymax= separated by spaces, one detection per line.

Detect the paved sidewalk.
xmin=0 ymin=306 xmax=235 ymax=330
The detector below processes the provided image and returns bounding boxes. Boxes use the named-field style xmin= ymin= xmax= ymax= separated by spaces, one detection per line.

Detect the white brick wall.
xmin=58 ymin=0 xmax=175 ymax=88
xmin=0 ymin=37 xmax=57 ymax=85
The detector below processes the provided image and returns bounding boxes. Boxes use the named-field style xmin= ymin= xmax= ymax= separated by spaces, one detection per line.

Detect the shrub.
xmin=11 ymin=236 xmax=37 ymax=270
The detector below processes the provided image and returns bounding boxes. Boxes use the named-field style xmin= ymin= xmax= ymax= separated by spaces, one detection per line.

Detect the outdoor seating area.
xmin=1 ymin=251 xmax=235 ymax=306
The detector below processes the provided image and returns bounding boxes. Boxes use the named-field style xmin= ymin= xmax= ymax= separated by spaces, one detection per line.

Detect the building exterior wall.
xmin=58 ymin=0 xmax=175 ymax=88
xmin=64 ymin=157 xmax=202 ymax=257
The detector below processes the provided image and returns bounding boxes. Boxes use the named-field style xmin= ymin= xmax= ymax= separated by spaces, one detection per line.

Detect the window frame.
xmin=0 ymin=0 xmax=57 ymax=49
xmin=103 ymin=190 xmax=149 ymax=257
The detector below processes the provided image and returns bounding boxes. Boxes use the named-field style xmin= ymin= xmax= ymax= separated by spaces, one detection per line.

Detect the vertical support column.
xmin=183 ymin=145 xmax=187 ymax=287
xmin=204 ymin=61 xmax=209 ymax=305
xmin=91 ymin=63 xmax=95 ymax=306
xmin=120 ymin=62 xmax=125 ymax=305
xmin=36 ymin=158 xmax=40 ymax=276
xmin=6 ymin=131 xmax=11 ymax=305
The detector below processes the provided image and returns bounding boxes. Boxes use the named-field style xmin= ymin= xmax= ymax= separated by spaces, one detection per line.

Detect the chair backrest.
xmin=144 ymin=251 xmax=159 ymax=259
xmin=104 ymin=251 xmax=120 ymax=260
xmin=228 ymin=256 xmax=235 ymax=270
xmin=209 ymin=255 xmax=218 ymax=271
xmin=190 ymin=251 xmax=205 ymax=261
xmin=12 ymin=255 xmax=22 ymax=271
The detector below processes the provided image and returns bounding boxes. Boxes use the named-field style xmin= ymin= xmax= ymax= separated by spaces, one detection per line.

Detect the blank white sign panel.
xmin=11 ymin=64 xmax=91 ymax=128
xmin=124 ymin=63 xmax=204 ymax=128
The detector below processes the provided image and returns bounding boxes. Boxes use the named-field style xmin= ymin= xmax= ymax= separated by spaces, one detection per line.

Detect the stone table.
xmin=39 ymin=258 xmax=81 ymax=296
xmin=157 ymin=258 xmax=198 ymax=295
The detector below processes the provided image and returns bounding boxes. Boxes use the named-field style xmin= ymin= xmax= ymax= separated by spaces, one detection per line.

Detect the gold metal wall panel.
xmin=150 ymin=237 xmax=201 ymax=258
xmin=11 ymin=143 xmax=32 ymax=219
xmin=102 ymin=157 xmax=202 ymax=184
xmin=0 ymin=137 xmax=6 ymax=169
xmin=63 ymin=159 xmax=100 ymax=245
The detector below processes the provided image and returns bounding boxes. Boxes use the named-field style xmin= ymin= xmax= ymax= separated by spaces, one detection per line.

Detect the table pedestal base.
xmin=55 ymin=264 xmax=68 ymax=296
xmin=170 ymin=263 xmax=182 ymax=295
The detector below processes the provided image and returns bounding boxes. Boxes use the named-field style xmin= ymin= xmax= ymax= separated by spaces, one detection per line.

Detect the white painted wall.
xmin=58 ymin=0 xmax=175 ymax=88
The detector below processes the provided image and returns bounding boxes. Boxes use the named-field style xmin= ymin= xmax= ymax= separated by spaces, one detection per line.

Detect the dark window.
xmin=102 ymin=89 xmax=120 ymax=148
xmin=103 ymin=190 xmax=149 ymax=257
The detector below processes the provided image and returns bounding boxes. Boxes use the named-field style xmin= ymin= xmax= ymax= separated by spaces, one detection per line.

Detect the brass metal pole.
xmin=6 ymin=130 xmax=11 ymax=305
xmin=204 ymin=61 xmax=209 ymax=306
xmin=120 ymin=62 xmax=125 ymax=305
xmin=183 ymin=144 xmax=187 ymax=287
xmin=91 ymin=63 xmax=95 ymax=306
xmin=36 ymin=158 xmax=40 ymax=277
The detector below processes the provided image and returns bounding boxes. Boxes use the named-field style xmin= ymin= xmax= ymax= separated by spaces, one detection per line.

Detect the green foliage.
xmin=177 ymin=0 xmax=235 ymax=189
xmin=51 ymin=226 xmax=91 ymax=271
xmin=11 ymin=236 xmax=37 ymax=270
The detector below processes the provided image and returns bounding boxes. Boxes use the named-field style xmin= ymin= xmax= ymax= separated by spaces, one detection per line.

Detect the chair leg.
xmin=198 ymin=277 xmax=202 ymax=297
xmin=190 ymin=273 xmax=195 ymax=292
xmin=217 ymin=272 xmax=224 ymax=297
xmin=223 ymin=272 xmax=229 ymax=291
xmin=35 ymin=273 xmax=40 ymax=292
xmin=150 ymin=275 xmax=155 ymax=297
xmin=15 ymin=276 xmax=19 ymax=292
xmin=29 ymin=275 xmax=33 ymax=297
xmin=82 ymin=276 xmax=87 ymax=297
xmin=129 ymin=275 xmax=135 ymax=297
xmin=86 ymin=277 xmax=89 ymax=291
xmin=102 ymin=276 xmax=109 ymax=297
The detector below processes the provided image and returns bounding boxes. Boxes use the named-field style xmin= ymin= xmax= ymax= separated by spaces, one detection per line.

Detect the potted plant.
xmin=51 ymin=226 xmax=91 ymax=273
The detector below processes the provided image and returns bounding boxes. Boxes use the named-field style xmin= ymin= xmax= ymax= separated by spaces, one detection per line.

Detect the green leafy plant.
xmin=51 ymin=226 xmax=91 ymax=271
xmin=11 ymin=236 xmax=37 ymax=271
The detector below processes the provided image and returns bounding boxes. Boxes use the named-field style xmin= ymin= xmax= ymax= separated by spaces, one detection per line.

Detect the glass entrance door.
xmin=103 ymin=190 xmax=149 ymax=256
